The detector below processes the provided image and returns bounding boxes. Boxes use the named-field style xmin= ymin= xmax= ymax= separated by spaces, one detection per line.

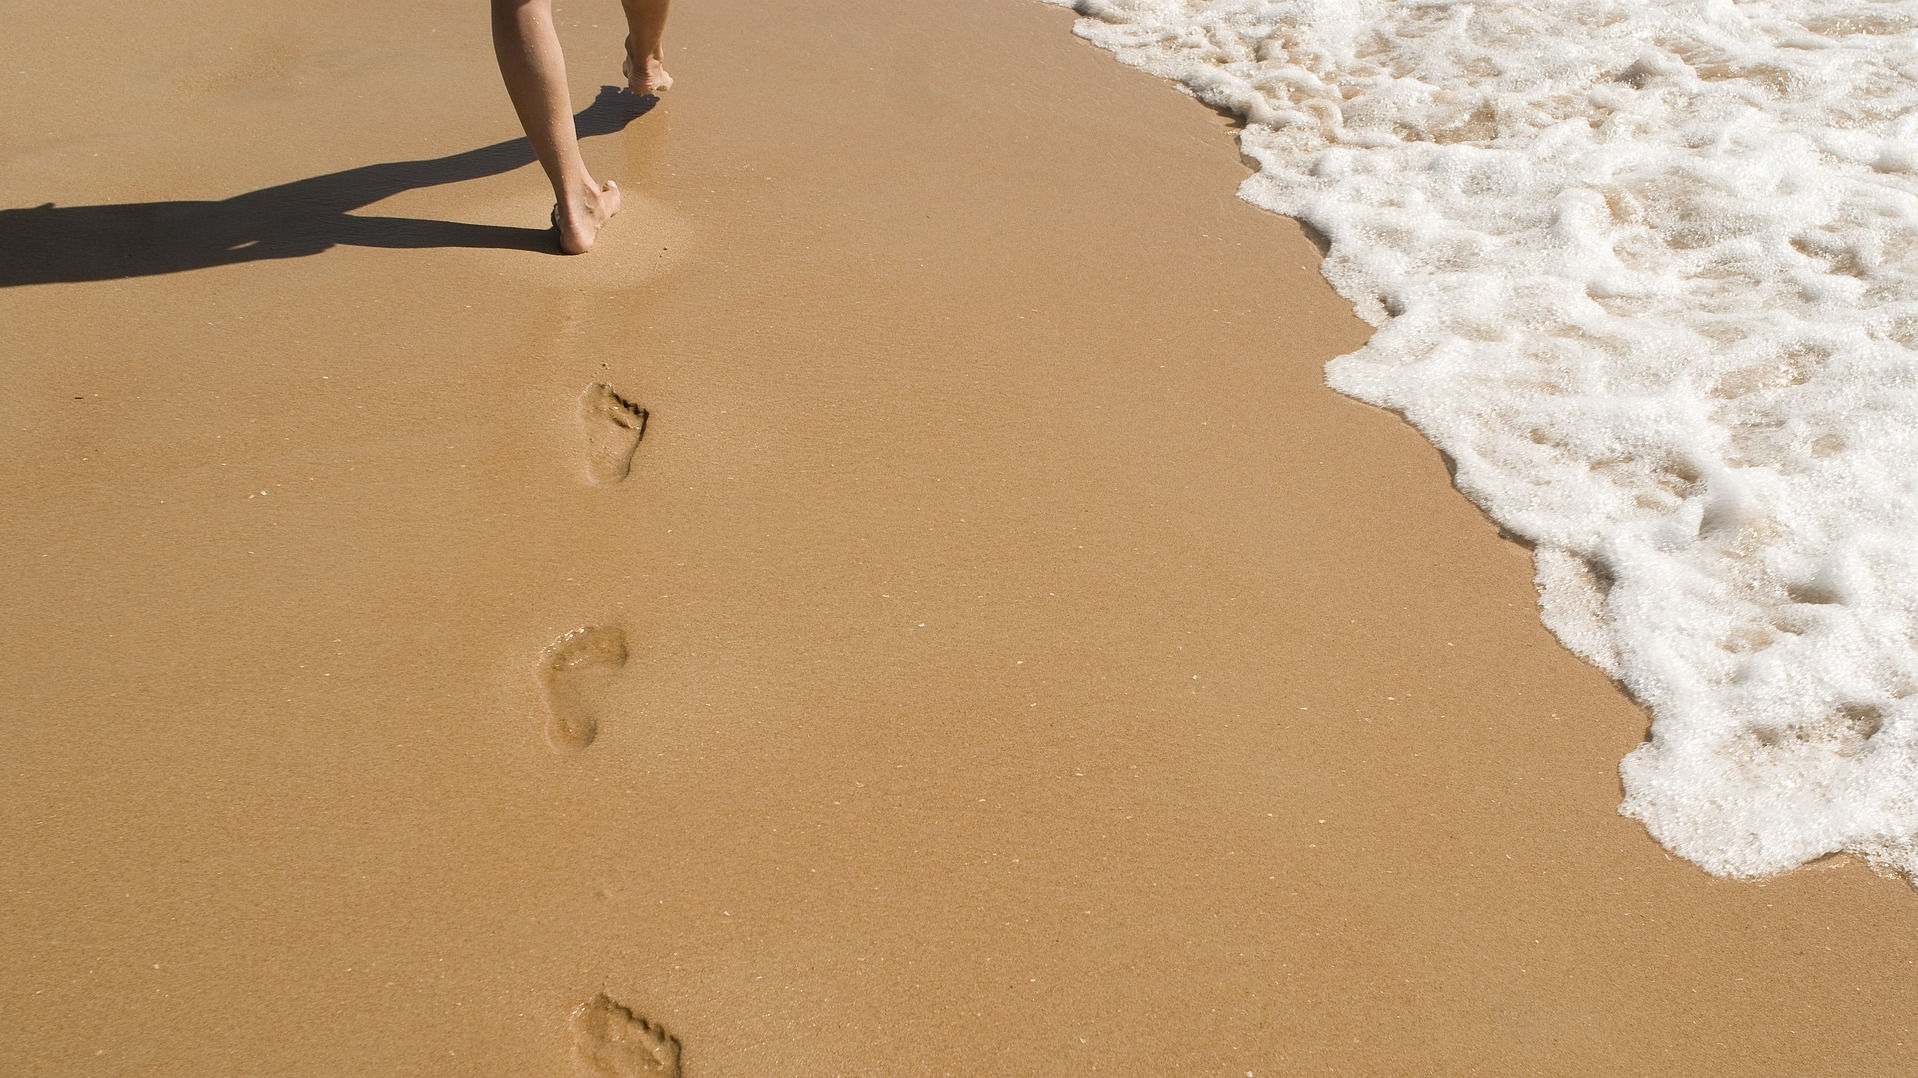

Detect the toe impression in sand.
xmin=572 ymin=992 xmax=681 ymax=1078
xmin=579 ymin=383 xmax=649 ymax=484
xmin=538 ymin=626 xmax=629 ymax=752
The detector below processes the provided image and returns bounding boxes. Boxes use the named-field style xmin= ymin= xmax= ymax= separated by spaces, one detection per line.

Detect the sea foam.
xmin=1043 ymin=0 xmax=1918 ymax=879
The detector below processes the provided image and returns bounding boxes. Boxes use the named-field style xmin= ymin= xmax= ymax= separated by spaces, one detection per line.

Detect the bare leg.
xmin=619 ymin=0 xmax=674 ymax=95
xmin=491 ymin=0 xmax=622 ymax=254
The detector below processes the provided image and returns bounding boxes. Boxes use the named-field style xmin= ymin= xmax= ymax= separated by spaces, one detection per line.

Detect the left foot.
xmin=554 ymin=177 xmax=622 ymax=255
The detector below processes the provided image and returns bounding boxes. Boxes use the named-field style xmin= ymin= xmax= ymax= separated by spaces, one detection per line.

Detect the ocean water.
xmin=1042 ymin=0 xmax=1918 ymax=880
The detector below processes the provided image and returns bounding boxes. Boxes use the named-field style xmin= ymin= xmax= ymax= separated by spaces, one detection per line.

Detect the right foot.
xmin=623 ymin=35 xmax=673 ymax=95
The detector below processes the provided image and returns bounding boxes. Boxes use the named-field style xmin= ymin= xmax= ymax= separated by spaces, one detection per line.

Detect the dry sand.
xmin=4 ymin=0 xmax=1916 ymax=1074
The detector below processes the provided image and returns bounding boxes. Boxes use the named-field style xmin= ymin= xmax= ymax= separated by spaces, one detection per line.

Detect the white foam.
xmin=1044 ymin=0 xmax=1918 ymax=879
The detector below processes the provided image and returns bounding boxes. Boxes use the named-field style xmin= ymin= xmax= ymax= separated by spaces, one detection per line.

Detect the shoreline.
xmin=3 ymin=0 xmax=1915 ymax=1073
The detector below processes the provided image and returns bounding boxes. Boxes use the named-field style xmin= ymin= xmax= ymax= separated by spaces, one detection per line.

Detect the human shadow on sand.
xmin=0 ymin=87 xmax=653 ymax=288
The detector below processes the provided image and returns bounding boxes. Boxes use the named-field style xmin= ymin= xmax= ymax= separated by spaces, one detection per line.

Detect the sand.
xmin=4 ymin=0 xmax=1916 ymax=1074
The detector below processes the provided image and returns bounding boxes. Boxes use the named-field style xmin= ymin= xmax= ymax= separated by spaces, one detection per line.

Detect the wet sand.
xmin=3 ymin=0 xmax=1915 ymax=1074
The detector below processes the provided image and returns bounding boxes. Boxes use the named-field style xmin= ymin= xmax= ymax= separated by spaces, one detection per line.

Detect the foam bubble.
xmin=1046 ymin=0 xmax=1918 ymax=880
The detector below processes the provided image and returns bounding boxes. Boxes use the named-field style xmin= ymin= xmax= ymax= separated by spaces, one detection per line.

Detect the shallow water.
xmin=1044 ymin=0 xmax=1918 ymax=880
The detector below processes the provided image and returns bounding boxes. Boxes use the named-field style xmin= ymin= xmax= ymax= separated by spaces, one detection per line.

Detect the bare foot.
xmin=555 ymin=178 xmax=622 ymax=255
xmin=623 ymin=35 xmax=673 ymax=95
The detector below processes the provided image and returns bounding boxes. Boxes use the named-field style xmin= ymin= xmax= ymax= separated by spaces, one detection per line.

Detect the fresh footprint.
xmin=580 ymin=383 xmax=648 ymax=484
xmin=572 ymin=992 xmax=681 ymax=1078
xmin=539 ymin=626 xmax=628 ymax=752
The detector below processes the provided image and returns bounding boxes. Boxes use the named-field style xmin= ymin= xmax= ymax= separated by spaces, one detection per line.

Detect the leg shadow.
xmin=0 ymin=87 xmax=655 ymax=288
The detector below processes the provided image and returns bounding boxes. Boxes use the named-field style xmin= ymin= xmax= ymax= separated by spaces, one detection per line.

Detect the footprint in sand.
xmin=539 ymin=626 xmax=629 ymax=752
xmin=572 ymin=992 xmax=682 ymax=1078
xmin=580 ymin=383 xmax=649 ymax=485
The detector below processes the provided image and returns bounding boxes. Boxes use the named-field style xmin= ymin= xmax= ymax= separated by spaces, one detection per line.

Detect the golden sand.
xmin=3 ymin=1 xmax=1914 ymax=1073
